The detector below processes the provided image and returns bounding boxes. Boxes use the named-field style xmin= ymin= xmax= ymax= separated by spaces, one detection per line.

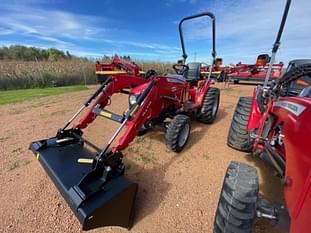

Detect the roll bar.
xmin=263 ymin=0 xmax=291 ymax=87
xmin=178 ymin=12 xmax=216 ymax=63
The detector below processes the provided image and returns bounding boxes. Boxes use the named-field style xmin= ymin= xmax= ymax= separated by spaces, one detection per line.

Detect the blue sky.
xmin=0 ymin=0 xmax=310 ymax=64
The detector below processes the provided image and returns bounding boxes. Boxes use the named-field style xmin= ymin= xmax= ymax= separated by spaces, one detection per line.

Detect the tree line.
xmin=0 ymin=45 xmax=76 ymax=61
xmin=0 ymin=45 xmax=137 ymax=62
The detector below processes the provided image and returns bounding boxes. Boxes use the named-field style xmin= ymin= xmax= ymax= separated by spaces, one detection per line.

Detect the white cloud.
xmin=0 ymin=28 xmax=14 ymax=36
xmin=0 ymin=4 xmax=100 ymax=41
xmin=182 ymin=0 xmax=311 ymax=64
xmin=94 ymin=39 xmax=180 ymax=51
xmin=166 ymin=0 xmax=198 ymax=7
xmin=0 ymin=1 xmax=180 ymax=60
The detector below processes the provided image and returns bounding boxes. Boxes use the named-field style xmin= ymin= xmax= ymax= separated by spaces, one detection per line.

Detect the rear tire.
xmin=197 ymin=87 xmax=220 ymax=124
xmin=227 ymin=97 xmax=253 ymax=152
xmin=166 ymin=114 xmax=191 ymax=152
xmin=233 ymin=80 xmax=239 ymax=84
xmin=213 ymin=161 xmax=259 ymax=233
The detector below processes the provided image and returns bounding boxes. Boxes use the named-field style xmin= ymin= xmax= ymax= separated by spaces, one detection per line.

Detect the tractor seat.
xmin=299 ymin=86 xmax=311 ymax=98
xmin=285 ymin=75 xmax=311 ymax=96
xmin=184 ymin=62 xmax=201 ymax=83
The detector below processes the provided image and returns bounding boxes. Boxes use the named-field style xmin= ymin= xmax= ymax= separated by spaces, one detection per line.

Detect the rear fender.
xmin=247 ymin=87 xmax=263 ymax=131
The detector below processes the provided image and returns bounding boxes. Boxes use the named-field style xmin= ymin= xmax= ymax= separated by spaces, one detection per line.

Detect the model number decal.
xmin=274 ymin=100 xmax=306 ymax=116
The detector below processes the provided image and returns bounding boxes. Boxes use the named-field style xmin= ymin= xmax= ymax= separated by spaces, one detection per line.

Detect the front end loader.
xmin=30 ymin=75 xmax=149 ymax=230
xmin=30 ymin=11 xmax=220 ymax=231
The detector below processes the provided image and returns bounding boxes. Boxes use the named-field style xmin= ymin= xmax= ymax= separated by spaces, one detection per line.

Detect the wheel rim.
xmin=178 ymin=123 xmax=190 ymax=147
xmin=212 ymin=96 xmax=219 ymax=116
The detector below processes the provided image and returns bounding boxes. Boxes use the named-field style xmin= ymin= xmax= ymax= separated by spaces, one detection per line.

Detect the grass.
xmin=0 ymin=85 xmax=88 ymax=105
xmin=50 ymin=110 xmax=70 ymax=116
xmin=135 ymin=136 xmax=146 ymax=144
xmin=9 ymin=160 xmax=31 ymax=171
xmin=202 ymin=153 xmax=210 ymax=160
xmin=12 ymin=147 xmax=22 ymax=156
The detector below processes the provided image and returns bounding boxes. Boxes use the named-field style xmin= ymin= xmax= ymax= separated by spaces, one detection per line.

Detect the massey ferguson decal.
xmin=274 ymin=100 xmax=306 ymax=116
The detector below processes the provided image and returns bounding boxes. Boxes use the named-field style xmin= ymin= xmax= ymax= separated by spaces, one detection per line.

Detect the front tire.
xmin=197 ymin=87 xmax=220 ymax=124
xmin=227 ymin=96 xmax=253 ymax=152
xmin=166 ymin=114 xmax=191 ymax=152
xmin=213 ymin=161 xmax=259 ymax=233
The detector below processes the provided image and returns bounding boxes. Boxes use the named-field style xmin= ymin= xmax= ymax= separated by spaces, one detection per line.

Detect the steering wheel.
xmin=144 ymin=69 xmax=157 ymax=80
xmin=173 ymin=63 xmax=189 ymax=75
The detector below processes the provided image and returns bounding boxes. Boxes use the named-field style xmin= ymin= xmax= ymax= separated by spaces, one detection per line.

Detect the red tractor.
xmin=214 ymin=1 xmax=311 ymax=232
xmin=188 ymin=58 xmax=228 ymax=81
xmin=95 ymin=54 xmax=146 ymax=83
xmin=29 ymin=12 xmax=220 ymax=230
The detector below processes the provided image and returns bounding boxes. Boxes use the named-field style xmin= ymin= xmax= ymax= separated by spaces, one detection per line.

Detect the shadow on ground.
xmin=137 ymin=108 xmax=228 ymax=154
xmin=124 ymin=156 xmax=178 ymax=224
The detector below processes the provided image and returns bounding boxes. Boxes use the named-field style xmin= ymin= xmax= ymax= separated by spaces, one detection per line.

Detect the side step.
xmin=30 ymin=138 xmax=137 ymax=230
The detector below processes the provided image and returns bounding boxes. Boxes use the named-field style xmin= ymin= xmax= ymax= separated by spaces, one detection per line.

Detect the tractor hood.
xmin=130 ymin=82 xmax=149 ymax=96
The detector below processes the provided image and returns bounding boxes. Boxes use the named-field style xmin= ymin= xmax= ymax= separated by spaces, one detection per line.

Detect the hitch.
xmin=256 ymin=197 xmax=279 ymax=220
xmin=256 ymin=197 xmax=291 ymax=232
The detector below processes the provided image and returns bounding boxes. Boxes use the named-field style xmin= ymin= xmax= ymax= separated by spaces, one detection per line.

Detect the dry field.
xmin=0 ymin=60 xmax=97 ymax=90
xmin=0 ymin=83 xmax=283 ymax=233
xmin=0 ymin=60 xmax=173 ymax=90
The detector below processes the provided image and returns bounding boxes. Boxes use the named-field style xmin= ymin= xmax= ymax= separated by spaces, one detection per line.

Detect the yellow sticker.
xmin=36 ymin=153 xmax=40 ymax=160
xmin=100 ymin=111 xmax=112 ymax=118
xmin=130 ymin=105 xmax=139 ymax=117
xmin=95 ymin=70 xmax=127 ymax=75
xmin=77 ymin=158 xmax=94 ymax=164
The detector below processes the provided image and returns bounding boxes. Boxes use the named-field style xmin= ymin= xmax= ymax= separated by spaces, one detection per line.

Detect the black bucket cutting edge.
xmin=30 ymin=138 xmax=137 ymax=230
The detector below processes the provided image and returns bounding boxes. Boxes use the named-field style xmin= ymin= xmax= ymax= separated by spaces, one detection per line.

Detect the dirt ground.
xmin=0 ymin=83 xmax=284 ymax=233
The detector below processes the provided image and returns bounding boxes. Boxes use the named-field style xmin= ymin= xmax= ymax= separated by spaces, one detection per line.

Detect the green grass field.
xmin=0 ymin=85 xmax=88 ymax=105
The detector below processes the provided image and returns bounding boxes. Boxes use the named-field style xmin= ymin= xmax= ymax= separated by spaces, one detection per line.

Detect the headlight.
xmin=129 ymin=94 xmax=137 ymax=106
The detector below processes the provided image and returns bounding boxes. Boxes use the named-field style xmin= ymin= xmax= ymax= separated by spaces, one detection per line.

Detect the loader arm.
xmin=111 ymin=55 xmax=142 ymax=76
xmin=75 ymin=75 xmax=147 ymax=129
xmin=113 ymin=80 xmax=158 ymax=152
xmin=96 ymin=55 xmax=143 ymax=76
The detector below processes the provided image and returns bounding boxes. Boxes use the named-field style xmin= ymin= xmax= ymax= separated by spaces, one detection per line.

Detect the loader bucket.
xmin=30 ymin=137 xmax=137 ymax=230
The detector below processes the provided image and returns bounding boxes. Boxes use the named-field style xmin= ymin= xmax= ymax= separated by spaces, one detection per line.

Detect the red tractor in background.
xmin=29 ymin=12 xmax=220 ymax=231
xmin=214 ymin=1 xmax=311 ymax=232
xmin=95 ymin=55 xmax=146 ymax=82
xmin=189 ymin=58 xmax=228 ymax=81
xmin=228 ymin=53 xmax=284 ymax=84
